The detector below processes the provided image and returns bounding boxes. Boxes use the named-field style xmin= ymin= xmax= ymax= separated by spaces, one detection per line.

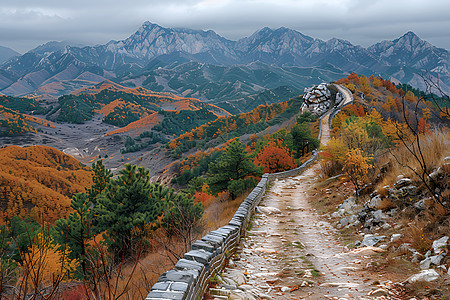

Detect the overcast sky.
xmin=1 ymin=0 xmax=449 ymax=53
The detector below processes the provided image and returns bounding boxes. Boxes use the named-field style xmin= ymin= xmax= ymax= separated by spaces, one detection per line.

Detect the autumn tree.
xmin=207 ymin=139 xmax=260 ymax=199
xmin=343 ymin=148 xmax=372 ymax=198
xmin=390 ymin=77 xmax=449 ymax=207
xmin=255 ymin=142 xmax=297 ymax=173
xmin=359 ymin=75 xmax=372 ymax=98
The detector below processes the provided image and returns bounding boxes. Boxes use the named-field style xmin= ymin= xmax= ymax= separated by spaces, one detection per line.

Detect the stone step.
xmin=210 ymin=288 xmax=230 ymax=297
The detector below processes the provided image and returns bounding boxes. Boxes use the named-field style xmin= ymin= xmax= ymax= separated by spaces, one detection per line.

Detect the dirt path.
xmin=212 ymin=87 xmax=400 ymax=299
xmin=229 ymin=165 xmax=388 ymax=299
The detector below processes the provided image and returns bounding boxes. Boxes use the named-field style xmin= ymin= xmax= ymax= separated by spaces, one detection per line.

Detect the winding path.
xmin=213 ymin=86 xmax=399 ymax=299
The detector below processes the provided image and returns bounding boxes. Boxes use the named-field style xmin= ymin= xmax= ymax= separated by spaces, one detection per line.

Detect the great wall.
xmin=145 ymin=84 xmax=353 ymax=300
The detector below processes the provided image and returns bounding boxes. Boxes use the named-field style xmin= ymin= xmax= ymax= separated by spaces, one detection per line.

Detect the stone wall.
xmin=145 ymin=84 xmax=352 ymax=300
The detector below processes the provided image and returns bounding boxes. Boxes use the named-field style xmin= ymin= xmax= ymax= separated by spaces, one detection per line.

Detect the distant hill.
xmin=0 ymin=46 xmax=20 ymax=65
xmin=0 ymin=22 xmax=447 ymax=109
xmin=45 ymin=82 xmax=230 ymax=125
xmin=0 ymin=145 xmax=92 ymax=224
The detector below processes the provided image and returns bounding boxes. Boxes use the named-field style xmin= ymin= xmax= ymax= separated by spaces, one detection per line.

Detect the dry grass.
xmin=377 ymin=128 xmax=449 ymax=189
xmin=378 ymin=197 xmax=395 ymax=210
xmin=406 ymin=223 xmax=433 ymax=254
xmin=203 ymin=191 xmax=248 ymax=230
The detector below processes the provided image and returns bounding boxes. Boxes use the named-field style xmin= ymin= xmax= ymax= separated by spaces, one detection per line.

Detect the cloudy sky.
xmin=1 ymin=0 xmax=449 ymax=53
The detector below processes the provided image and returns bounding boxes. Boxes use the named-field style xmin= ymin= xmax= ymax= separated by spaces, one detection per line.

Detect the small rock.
xmin=414 ymin=199 xmax=427 ymax=210
xmin=348 ymin=220 xmax=361 ymax=228
xmin=407 ymin=269 xmax=439 ymax=283
xmin=340 ymin=214 xmax=357 ymax=227
xmin=425 ymin=250 xmax=432 ymax=258
xmin=303 ymin=269 xmax=313 ymax=278
xmin=419 ymin=258 xmax=431 ymax=270
xmin=238 ymin=285 xmax=253 ymax=291
xmin=301 ymin=281 xmax=310 ymax=287
xmin=361 ymin=234 xmax=385 ymax=247
xmin=378 ymin=244 xmax=388 ymax=250
xmin=428 ymin=167 xmax=442 ymax=181
xmin=395 ymin=178 xmax=412 ymax=189
xmin=258 ymin=206 xmax=281 ymax=215
xmin=281 ymin=286 xmax=290 ymax=292
xmin=398 ymin=185 xmax=417 ymax=197
xmin=253 ymin=248 xmax=277 ymax=254
xmin=430 ymin=253 xmax=446 ymax=266
xmin=368 ymin=195 xmax=382 ymax=210
xmin=396 ymin=175 xmax=405 ymax=181
xmin=364 ymin=218 xmax=374 ymax=228
xmin=332 ymin=209 xmax=345 ymax=218
xmin=391 ymin=233 xmax=402 ymax=243
xmin=339 ymin=197 xmax=356 ymax=211
xmin=224 ymin=269 xmax=247 ymax=285
xmin=368 ymin=288 xmax=389 ymax=297
xmin=372 ymin=210 xmax=388 ymax=222
xmin=389 ymin=208 xmax=398 ymax=216
xmin=381 ymin=223 xmax=391 ymax=230
xmin=432 ymin=236 xmax=449 ymax=254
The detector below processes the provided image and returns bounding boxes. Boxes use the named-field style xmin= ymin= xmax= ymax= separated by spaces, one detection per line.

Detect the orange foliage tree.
xmin=255 ymin=142 xmax=297 ymax=173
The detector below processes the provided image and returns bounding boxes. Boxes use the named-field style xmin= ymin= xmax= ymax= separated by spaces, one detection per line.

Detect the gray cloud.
xmin=0 ymin=0 xmax=449 ymax=53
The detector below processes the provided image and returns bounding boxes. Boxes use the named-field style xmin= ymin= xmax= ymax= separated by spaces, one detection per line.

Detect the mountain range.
xmin=0 ymin=22 xmax=448 ymax=110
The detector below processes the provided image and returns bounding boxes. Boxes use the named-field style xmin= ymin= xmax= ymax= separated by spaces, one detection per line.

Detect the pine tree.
xmin=291 ymin=123 xmax=319 ymax=158
xmin=87 ymin=160 xmax=112 ymax=202
xmin=94 ymin=164 xmax=161 ymax=260
xmin=207 ymin=139 xmax=260 ymax=198
xmin=54 ymin=193 xmax=94 ymax=264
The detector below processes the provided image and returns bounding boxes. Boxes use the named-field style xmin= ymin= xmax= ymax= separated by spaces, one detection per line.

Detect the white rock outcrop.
xmin=301 ymin=83 xmax=332 ymax=116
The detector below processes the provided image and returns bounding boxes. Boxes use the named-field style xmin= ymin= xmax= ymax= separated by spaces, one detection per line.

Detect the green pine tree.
xmin=207 ymin=139 xmax=260 ymax=199
xmin=87 ymin=160 xmax=112 ymax=202
xmin=94 ymin=164 xmax=161 ymax=260
xmin=54 ymin=192 xmax=94 ymax=271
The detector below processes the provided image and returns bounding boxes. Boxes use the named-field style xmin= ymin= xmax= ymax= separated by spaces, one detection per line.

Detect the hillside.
xmin=0 ymin=145 xmax=92 ymax=224
xmin=46 ymin=83 xmax=229 ymax=125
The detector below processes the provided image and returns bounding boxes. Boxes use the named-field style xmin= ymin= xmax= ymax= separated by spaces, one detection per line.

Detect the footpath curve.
xmin=145 ymin=85 xmax=361 ymax=300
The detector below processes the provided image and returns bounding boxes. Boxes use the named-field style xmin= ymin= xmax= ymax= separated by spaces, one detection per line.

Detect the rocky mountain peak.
xmin=393 ymin=31 xmax=431 ymax=51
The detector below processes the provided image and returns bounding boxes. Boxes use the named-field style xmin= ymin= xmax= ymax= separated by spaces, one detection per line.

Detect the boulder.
xmin=407 ymin=269 xmax=439 ymax=283
xmin=361 ymin=234 xmax=385 ymax=247
xmin=340 ymin=214 xmax=357 ymax=227
xmin=339 ymin=197 xmax=356 ymax=211
xmin=432 ymin=236 xmax=449 ymax=254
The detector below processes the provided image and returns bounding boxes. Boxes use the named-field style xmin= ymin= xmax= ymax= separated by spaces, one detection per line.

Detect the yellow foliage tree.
xmin=20 ymin=233 xmax=78 ymax=292
xmin=343 ymin=148 xmax=372 ymax=198
xmin=359 ymin=75 xmax=372 ymax=98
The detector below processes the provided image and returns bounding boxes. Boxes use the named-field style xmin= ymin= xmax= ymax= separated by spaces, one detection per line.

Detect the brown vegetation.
xmin=0 ymin=146 xmax=92 ymax=224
